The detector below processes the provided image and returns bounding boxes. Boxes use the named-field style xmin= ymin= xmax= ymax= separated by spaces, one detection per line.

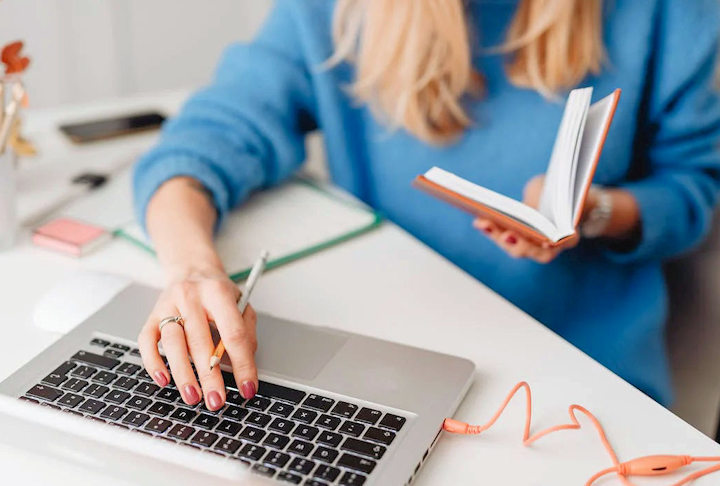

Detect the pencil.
xmin=209 ymin=250 xmax=269 ymax=370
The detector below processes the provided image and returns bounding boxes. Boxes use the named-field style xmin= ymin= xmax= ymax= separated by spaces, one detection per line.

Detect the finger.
xmin=527 ymin=245 xmax=558 ymax=263
xmin=497 ymin=230 xmax=531 ymax=258
xmin=138 ymin=304 xmax=172 ymax=388
xmin=473 ymin=218 xmax=500 ymax=237
xmin=160 ymin=317 xmax=202 ymax=406
xmin=178 ymin=293 xmax=226 ymax=411
xmin=206 ymin=292 xmax=259 ymax=400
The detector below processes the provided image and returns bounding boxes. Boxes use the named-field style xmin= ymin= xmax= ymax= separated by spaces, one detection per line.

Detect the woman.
xmin=133 ymin=0 xmax=720 ymax=411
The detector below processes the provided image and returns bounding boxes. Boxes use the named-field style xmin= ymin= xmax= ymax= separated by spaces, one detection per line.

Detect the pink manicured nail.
xmin=184 ymin=384 xmax=200 ymax=404
xmin=207 ymin=391 xmax=223 ymax=410
xmin=484 ymin=227 xmax=493 ymax=234
xmin=153 ymin=371 xmax=168 ymax=387
xmin=506 ymin=235 xmax=518 ymax=245
xmin=241 ymin=381 xmax=256 ymax=399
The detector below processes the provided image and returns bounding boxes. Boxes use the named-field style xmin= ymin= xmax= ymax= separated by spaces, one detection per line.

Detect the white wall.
xmin=0 ymin=0 xmax=274 ymax=108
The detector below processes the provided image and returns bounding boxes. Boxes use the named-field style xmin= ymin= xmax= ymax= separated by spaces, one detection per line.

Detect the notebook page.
xmin=424 ymin=167 xmax=562 ymax=240
xmin=120 ymin=180 xmax=379 ymax=274
xmin=538 ymin=88 xmax=593 ymax=232
xmin=572 ymin=91 xmax=620 ymax=222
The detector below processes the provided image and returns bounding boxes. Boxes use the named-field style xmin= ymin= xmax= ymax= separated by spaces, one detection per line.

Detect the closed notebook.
xmin=414 ymin=87 xmax=621 ymax=246
xmin=117 ymin=179 xmax=382 ymax=281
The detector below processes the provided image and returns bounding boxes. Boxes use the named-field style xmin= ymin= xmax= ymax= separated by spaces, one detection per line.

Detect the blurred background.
xmin=3 ymin=0 xmax=720 ymax=442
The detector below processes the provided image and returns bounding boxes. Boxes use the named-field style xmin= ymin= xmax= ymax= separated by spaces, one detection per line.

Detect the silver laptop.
xmin=0 ymin=283 xmax=474 ymax=485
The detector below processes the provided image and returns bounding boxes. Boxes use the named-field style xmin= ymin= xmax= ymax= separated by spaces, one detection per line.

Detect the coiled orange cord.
xmin=442 ymin=382 xmax=720 ymax=485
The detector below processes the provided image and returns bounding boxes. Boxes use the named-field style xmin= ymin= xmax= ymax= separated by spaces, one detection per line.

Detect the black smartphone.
xmin=59 ymin=111 xmax=167 ymax=144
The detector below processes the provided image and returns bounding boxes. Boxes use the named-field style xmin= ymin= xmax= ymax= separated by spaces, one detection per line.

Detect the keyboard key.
xmin=246 ymin=411 xmax=271 ymax=427
xmin=106 ymin=390 xmax=130 ymax=404
xmin=245 ymin=396 xmax=271 ymax=411
xmin=337 ymin=453 xmax=376 ymax=474
xmin=84 ymin=384 xmax=109 ymax=399
xmin=287 ymin=439 xmax=314 ymax=457
xmin=222 ymin=405 xmax=248 ymax=421
xmin=238 ymin=443 xmax=266 ymax=461
xmin=100 ymin=405 xmax=128 ymax=421
xmin=264 ymin=450 xmax=290 ymax=468
xmin=72 ymin=350 xmax=119 ymax=369
xmin=62 ymin=378 xmax=89 ymax=393
xmin=156 ymin=387 xmax=180 ymax=402
xmin=123 ymin=412 xmax=150 ymax=427
xmin=316 ymin=431 xmax=343 ymax=448
xmin=127 ymin=396 xmax=153 ymax=411
xmin=291 ymin=408 xmax=318 ymax=424
xmin=331 ymin=401 xmax=358 ymax=419
xmin=168 ymin=424 xmax=196 ymax=440
xmin=92 ymin=371 xmax=117 ymax=385
xmin=90 ymin=338 xmax=110 ymax=347
xmin=225 ymin=389 xmax=244 ymax=406
xmin=57 ymin=393 xmax=84 ymax=408
xmin=27 ymin=385 xmax=63 ymax=402
xmin=306 ymin=480 xmax=330 ymax=486
xmin=293 ymin=424 xmax=319 ymax=441
xmin=170 ymin=407 xmax=197 ymax=423
xmin=191 ymin=430 xmax=219 ymax=447
xmin=338 ymin=421 xmax=365 ymax=437
xmin=316 ymin=414 xmax=341 ymax=431
xmin=312 ymin=446 xmax=339 ymax=464
xmin=257 ymin=381 xmax=306 ymax=404
xmin=114 ymin=377 xmax=139 ymax=391
xmin=268 ymin=417 xmax=295 ymax=434
xmin=104 ymin=349 xmax=124 ymax=359
xmin=134 ymin=382 xmax=160 ymax=397
xmin=193 ymin=413 xmax=220 ymax=430
xmin=268 ymin=401 xmax=293 ymax=418
xmin=288 ymin=457 xmax=316 ymax=475
xmin=314 ymin=464 xmax=341 ymax=482
xmin=145 ymin=417 xmax=172 ymax=433
xmin=216 ymin=419 xmax=242 ymax=436
xmin=110 ymin=343 xmax=130 ymax=352
xmin=136 ymin=369 xmax=152 ymax=381
xmin=130 ymin=348 xmax=141 ymax=357
xmin=342 ymin=437 xmax=386 ymax=460
xmin=364 ymin=426 xmax=396 ymax=445
xmin=71 ymin=365 xmax=97 ymax=379
xmin=276 ymin=471 xmax=302 ymax=484
xmin=302 ymin=394 xmax=334 ymax=412
xmin=238 ymin=426 xmax=266 ymax=443
xmin=116 ymin=362 xmax=141 ymax=375
xmin=251 ymin=463 xmax=276 ymax=478
xmin=79 ymin=398 xmax=106 ymax=414
xmin=378 ymin=413 xmax=406 ymax=431
xmin=41 ymin=372 xmax=67 ymax=387
xmin=263 ymin=432 xmax=290 ymax=450
xmin=147 ymin=401 xmax=174 ymax=416
xmin=212 ymin=437 xmax=241 ymax=455
xmin=355 ymin=408 xmax=382 ymax=425
xmin=339 ymin=471 xmax=367 ymax=485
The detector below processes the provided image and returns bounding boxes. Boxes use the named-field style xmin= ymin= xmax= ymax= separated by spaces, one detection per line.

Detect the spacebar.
xmin=258 ymin=381 xmax=306 ymax=404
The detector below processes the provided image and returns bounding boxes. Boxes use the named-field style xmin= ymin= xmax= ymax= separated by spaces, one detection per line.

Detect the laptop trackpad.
xmin=252 ymin=314 xmax=349 ymax=381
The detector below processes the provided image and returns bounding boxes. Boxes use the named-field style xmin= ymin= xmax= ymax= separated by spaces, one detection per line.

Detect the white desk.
xmin=1 ymin=90 xmax=718 ymax=485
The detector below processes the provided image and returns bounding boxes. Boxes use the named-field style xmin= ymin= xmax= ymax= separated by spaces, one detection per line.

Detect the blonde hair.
xmin=329 ymin=0 xmax=605 ymax=144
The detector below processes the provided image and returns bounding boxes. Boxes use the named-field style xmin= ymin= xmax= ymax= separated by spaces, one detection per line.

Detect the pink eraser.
xmin=32 ymin=217 xmax=111 ymax=257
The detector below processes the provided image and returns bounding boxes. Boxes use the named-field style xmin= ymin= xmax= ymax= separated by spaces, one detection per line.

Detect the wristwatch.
xmin=580 ymin=185 xmax=613 ymax=238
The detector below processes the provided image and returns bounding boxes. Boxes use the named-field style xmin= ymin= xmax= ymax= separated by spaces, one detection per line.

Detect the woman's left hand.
xmin=473 ymin=175 xmax=584 ymax=263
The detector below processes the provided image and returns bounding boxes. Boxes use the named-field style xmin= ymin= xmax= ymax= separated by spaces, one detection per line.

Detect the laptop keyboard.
xmin=18 ymin=338 xmax=408 ymax=485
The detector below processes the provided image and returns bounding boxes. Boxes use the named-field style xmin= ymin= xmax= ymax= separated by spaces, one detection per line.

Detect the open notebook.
xmin=414 ymin=88 xmax=620 ymax=245
xmin=117 ymin=179 xmax=382 ymax=281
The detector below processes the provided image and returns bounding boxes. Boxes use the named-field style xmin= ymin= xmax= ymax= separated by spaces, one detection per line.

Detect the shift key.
xmin=26 ymin=384 xmax=63 ymax=402
xmin=72 ymin=350 xmax=120 ymax=370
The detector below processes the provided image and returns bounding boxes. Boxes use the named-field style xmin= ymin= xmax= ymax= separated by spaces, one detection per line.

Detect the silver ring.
xmin=158 ymin=316 xmax=184 ymax=333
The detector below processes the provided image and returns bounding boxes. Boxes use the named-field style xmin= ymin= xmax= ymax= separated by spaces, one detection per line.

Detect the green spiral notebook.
xmin=115 ymin=178 xmax=383 ymax=282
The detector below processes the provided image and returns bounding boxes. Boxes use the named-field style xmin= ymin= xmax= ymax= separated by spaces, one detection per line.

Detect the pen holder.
xmin=0 ymin=149 xmax=18 ymax=250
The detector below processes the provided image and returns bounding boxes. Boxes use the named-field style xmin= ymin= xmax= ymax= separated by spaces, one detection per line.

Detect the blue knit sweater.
xmin=133 ymin=0 xmax=720 ymax=404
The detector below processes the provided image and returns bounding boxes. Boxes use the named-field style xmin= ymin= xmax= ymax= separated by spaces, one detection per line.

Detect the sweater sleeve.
xmin=605 ymin=0 xmax=720 ymax=263
xmin=132 ymin=0 xmax=318 ymax=230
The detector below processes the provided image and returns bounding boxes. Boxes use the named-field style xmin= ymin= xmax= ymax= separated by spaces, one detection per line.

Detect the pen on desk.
xmin=209 ymin=250 xmax=270 ymax=371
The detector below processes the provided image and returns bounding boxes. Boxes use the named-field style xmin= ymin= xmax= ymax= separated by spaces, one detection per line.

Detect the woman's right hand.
xmin=138 ymin=265 xmax=258 ymax=411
